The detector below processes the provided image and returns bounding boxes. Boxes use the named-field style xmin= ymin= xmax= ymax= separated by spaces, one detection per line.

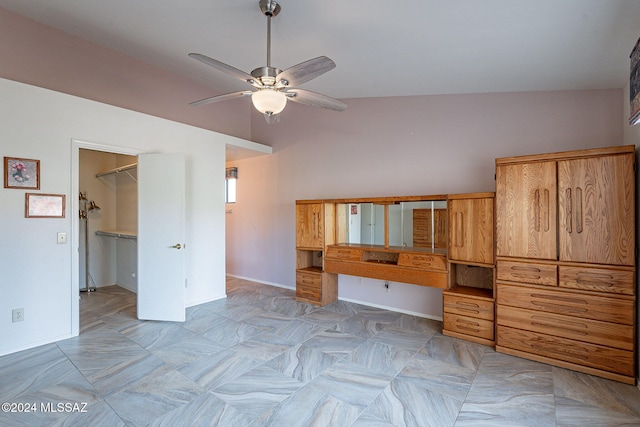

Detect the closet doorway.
xmin=79 ymin=148 xmax=138 ymax=317
xmin=72 ymin=140 xmax=187 ymax=334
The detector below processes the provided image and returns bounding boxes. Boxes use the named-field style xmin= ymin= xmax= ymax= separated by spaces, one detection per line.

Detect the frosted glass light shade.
xmin=252 ymin=89 xmax=287 ymax=115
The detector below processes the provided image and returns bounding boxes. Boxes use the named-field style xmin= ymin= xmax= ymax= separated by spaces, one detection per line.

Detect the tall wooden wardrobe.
xmin=495 ymin=145 xmax=636 ymax=384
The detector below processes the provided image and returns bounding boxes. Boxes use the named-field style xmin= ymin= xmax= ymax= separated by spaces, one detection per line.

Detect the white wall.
xmin=0 ymin=77 xmax=255 ymax=356
xmin=227 ymin=89 xmax=625 ymax=319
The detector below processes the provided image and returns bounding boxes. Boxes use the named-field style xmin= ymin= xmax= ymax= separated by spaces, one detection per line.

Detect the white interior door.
xmin=137 ymin=153 xmax=185 ymax=321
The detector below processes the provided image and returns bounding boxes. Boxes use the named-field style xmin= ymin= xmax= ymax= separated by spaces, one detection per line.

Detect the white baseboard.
xmin=226 ymin=274 xmax=295 ymax=291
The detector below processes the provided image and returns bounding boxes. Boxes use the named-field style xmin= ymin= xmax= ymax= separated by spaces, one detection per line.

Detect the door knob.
xmin=170 ymin=243 xmax=182 ymax=249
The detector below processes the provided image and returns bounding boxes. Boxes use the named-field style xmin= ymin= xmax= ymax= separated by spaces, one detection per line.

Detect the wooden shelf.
xmin=296 ymin=266 xmax=323 ymax=274
xmin=95 ymin=163 xmax=137 ymax=179
xmin=445 ymin=285 xmax=493 ymax=300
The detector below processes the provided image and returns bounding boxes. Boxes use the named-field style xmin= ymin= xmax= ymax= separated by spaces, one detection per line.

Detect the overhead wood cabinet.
xmin=295 ymin=200 xmax=337 ymax=305
xmin=495 ymin=145 xmax=636 ymax=384
xmin=443 ymin=193 xmax=496 ymax=346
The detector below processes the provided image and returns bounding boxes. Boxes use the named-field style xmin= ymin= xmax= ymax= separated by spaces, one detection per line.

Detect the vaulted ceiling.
xmin=1 ymin=0 xmax=639 ymax=103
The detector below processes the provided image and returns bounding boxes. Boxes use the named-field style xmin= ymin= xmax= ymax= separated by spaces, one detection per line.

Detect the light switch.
xmin=57 ymin=232 xmax=67 ymax=244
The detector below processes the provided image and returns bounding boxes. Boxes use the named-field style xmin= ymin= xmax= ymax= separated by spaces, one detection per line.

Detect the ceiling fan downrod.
xmin=260 ymin=0 xmax=280 ymax=68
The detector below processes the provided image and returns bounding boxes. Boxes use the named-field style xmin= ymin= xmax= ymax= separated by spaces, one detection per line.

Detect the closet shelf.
xmin=95 ymin=163 xmax=137 ymax=180
xmin=95 ymin=230 xmax=137 ymax=240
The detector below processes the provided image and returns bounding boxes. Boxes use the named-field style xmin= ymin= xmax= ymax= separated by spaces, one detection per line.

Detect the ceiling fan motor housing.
xmin=251 ymin=66 xmax=283 ymax=87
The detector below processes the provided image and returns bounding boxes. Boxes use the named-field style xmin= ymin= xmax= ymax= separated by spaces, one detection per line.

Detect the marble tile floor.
xmin=2 ymin=277 xmax=640 ymax=426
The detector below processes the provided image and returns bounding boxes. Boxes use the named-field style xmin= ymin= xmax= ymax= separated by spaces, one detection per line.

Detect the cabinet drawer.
xmin=497 ymin=305 xmax=633 ymax=351
xmin=497 ymin=260 xmax=557 ymax=286
xmin=497 ymin=325 xmax=634 ymax=377
xmin=497 ymin=283 xmax=634 ymax=325
xmin=444 ymin=313 xmax=494 ymax=341
xmin=559 ymin=266 xmax=635 ymax=296
xmin=325 ymin=246 xmax=362 ymax=261
xmin=296 ymin=271 xmax=321 ymax=289
xmin=296 ymin=284 xmax=322 ymax=302
xmin=397 ymin=253 xmax=447 ymax=270
xmin=443 ymin=294 xmax=494 ymax=321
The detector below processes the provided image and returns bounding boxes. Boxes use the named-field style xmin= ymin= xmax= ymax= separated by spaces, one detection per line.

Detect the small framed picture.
xmin=4 ymin=157 xmax=40 ymax=189
xmin=25 ymin=193 xmax=66 ymax=218
xmin=630 ymin=37 xmax=640 ymax=125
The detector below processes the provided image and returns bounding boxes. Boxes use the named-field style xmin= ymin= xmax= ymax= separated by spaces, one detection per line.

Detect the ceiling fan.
xmin=189 ymin=0 xmax=347 ymax=123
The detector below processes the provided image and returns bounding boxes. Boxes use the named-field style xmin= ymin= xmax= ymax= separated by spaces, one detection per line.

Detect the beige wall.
xmin=227 ymin=89 xmax=625 ymax=318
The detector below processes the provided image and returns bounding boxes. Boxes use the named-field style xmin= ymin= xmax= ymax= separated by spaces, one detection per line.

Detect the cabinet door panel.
xmin=296 ymin=203 xmax=324 ymax=249
xmin=558 ymin=155 xmax=635 ymax=266
xmin=449 ymin=197 xmax=494 ymax=264
xmin=496 ymin=161 xmax=557 ymax=259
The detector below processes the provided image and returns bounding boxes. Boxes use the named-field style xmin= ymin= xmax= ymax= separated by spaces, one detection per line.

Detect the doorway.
xmin=72 ymin=140 xmax=188 ymax=334
xmin=78 ymin=148 xmax=138 ymax=328
xmin=71 ymin=139 xmax=143 ymax=335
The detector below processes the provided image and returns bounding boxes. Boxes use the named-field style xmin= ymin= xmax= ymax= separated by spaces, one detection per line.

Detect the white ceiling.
xmin=2 ymin=0 xmax=640 ymax=102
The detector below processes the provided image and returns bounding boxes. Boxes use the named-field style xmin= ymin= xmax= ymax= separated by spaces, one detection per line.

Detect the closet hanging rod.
xmin=95 ymin=163 xmax=137 ymax=178
xmin=95 ymin=230 xmax=137 ymax=240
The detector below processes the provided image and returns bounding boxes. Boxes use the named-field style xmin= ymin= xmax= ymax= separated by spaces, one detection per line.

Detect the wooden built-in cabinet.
xmin=495 ymin=145 xmax=636 ymax=384
xmin=295 ymin=200 xmax=337 ymax=306
xmin=295 ymin=145 xmax=636 ymax=384
xmin=443 ymin=193 xmax=496 ymax=345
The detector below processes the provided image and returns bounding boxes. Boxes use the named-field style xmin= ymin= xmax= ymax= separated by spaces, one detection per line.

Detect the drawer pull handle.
xmin=531 ymin=316 xmax=588 ymax=336
xmin=455 ymin=319 xmax=480 ymax=333
xmin=510 ymin=272 xmax=542 ymax=280
xmin=574 ymin=273 xmax=615 ymax=286
xmin=531 ymin=293 xmax=587 ymax=305
xmin=456 ymin=301 xmax=480 ymax=308
xmin=510 ymin=266 xmax=541 ymax=272
xmin=530 ymin=301 xmax=588 ymax=315
xmin=531 ymin=343 xmax=589 ymax=361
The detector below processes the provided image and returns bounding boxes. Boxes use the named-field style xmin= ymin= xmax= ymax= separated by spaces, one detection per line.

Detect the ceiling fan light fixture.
xmin=189 ymin=0 xmax=345 ymax=122
xmin=252 ymin=89 xmax=287 ymax=115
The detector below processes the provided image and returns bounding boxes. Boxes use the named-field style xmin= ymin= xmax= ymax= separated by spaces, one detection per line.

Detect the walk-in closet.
xmin=79 ymin=149 xmax=138 ymax=294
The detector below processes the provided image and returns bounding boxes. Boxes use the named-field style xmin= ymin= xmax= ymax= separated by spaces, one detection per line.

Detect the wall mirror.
xmin=337 ymin=199 xmax=447 ymax=251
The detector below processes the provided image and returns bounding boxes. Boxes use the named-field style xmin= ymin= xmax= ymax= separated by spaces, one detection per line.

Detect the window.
xmin=225 ymin=167 xmax=237 ymax=204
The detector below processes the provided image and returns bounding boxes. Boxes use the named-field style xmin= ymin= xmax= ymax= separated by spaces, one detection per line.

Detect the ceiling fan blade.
xmin=189 ymin=91 xmax=252 ymax=107
xmin=284 ymin=89 xmax=347 ymax=111
xmin=276 ymin=56 xmax=336 ymax=87
xmin=189 ymin=53 xmax=261 ymax=87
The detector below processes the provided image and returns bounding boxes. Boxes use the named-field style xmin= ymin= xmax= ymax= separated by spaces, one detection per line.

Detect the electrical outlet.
xmin=12 ymin=308 xmax=24 ymax=323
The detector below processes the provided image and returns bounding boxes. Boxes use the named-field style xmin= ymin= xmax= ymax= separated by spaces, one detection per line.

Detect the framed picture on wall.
xmin=630 ymin=37 xmax=640 ymax=125
xmin=4 ymin=157 xmax=40 ymax=189
xmin=25 ymin=193 xmax=66 ymax=218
